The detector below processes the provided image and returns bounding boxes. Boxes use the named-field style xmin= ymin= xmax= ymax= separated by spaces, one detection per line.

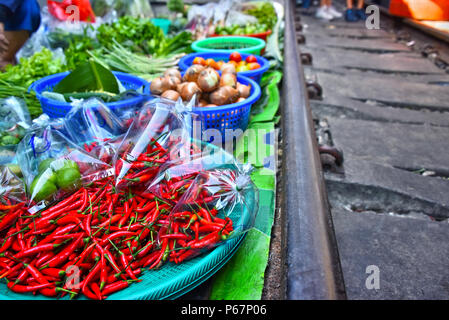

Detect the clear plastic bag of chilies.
xmin=62 ymin=98 xmax=132 ymax=166
xmin=0 ymin=166 xmax=28 ymax=232
xmin=113 ymin=97 xmax=194 ymax=190
xmin=142 ymin=148 xmax=258 ymax=267
xmin=63 ymin=98 xmax=129 ymax=147
xmin=16 ymin=124 xmax=112 ymax=208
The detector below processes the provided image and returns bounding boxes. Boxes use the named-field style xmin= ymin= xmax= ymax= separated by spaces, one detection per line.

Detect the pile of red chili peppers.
xmin=0 ymin=138 xmax=236 ymax=299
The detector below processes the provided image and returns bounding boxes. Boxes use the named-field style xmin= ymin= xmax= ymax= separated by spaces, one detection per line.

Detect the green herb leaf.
xmin=53 ymin=59 xmax=119 ymax=94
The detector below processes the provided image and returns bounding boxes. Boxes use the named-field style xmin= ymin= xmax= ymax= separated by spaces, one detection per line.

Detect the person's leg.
xmin=345 ymin=0 xmax=359 ymax=21
xmin=316 ymin=0 xmax=334 ymax=20
xmin=355 ymin=0 xmax=367 ymax=20
xmin=357 ymin=0 xmax=365 ymax=9
xmin=326 ymin=0 xmax=343 ymax=18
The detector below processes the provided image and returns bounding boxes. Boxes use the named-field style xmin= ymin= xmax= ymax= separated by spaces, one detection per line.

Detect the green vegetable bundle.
xmin=243 ymin=2 xmax=277 ymax=30
xmin=96 ymin=16 xmax=192 ymax=56
xmin=0 ymin=48 xmax=67 ymax=118
xmin=215 ymin=23 xmax=270 ymax=36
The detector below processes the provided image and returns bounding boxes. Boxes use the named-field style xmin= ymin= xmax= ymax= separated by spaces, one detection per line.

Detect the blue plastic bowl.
xmin=29 ymin=71 xmax=149 ymax=119
xmin=179 ymin=51 xmax=270 ymax=84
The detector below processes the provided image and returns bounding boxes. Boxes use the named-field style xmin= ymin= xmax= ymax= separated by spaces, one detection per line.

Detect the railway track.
xmin=294 ymin=0 xmax=449 ymax=299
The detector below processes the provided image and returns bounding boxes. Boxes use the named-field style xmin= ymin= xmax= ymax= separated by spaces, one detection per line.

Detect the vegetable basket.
xmin=192 ymin=36 xmax=266 ymax=55
xmin=29 ymin=71 xmax=149 ymax=119
xmin=192 ymin=75 xmax=260 ymax=142
xmin=179 ymin=52 xmax=270 ymax=84
xmin=0 ymin=141 xmax=258 ymax=300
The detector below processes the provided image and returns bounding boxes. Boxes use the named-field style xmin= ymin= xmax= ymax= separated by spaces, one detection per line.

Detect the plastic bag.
xmin=113 ymin=97 xmax=195 ymax=190
xmin=16 ymin=123 xmax=112 ymax=207
xmin=0 ymin=97 xmax=32 ymax=144
xmin=142 ymin=150 xmax=258 ymax=264
xmin=63 ymin=98 xmax=128 ymax=146
xmin=0 ymin=166 xmax=28 ymax=232
xmin=0 ymin=98 xmax=33 ymax=165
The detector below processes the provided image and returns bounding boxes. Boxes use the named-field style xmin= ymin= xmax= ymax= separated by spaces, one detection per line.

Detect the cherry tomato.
xmin=247 ymin=62 xmax=261 ymax=70
xmin=205 ymin=58 xmax=215 ymax=67
xmin=229 ymin=51 xmax=242 ymax=63
xmin=193 ymin=57 xmax=207 ymax=66
xmin=245 ymin=55 xmax=258 ymax=63
xmin=216 ymin=61 xmax=224 ymax=70
xmin=236 ymin=65 xmax=249 ymax=72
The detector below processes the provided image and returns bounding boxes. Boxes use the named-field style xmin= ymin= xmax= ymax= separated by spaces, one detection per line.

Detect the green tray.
xmin=192 ymin=36 xmax=266 ymax=55
xmin=0 ymin=145 xmax=258 ymax=300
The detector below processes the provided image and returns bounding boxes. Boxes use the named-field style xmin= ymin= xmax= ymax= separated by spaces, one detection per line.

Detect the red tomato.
xmin=245 ymin=55 xmax=258 ymax=63
xmin=229 ymin=52 xmax=242 ymax=63
xmin=247 ymin=62 xmax=261 ymax=70
xmin=193 ymin=57 xmax=207 ymax=66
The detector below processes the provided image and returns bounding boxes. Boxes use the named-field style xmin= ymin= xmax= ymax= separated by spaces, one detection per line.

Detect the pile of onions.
xmin=150 ymin=65 xmax=252 ymax=107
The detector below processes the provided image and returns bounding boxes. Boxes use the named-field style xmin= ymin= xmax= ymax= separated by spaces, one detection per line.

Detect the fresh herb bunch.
xmin=215 ymin=23 xmax=269 ymax=35
xmin=64 ymin=33 xmax=102 ymax=70
xmin=96 ymin=16 xmax=192 ymax=56
xmin=0 ymin=48 xmax=66 ymax=88
xmin=0 ymin=48 xmax=67 ymax=118
xmin=97 ymin=16 xmax=165 ymax=54
xmin=243 ymin=2 xmax=277 ymax=30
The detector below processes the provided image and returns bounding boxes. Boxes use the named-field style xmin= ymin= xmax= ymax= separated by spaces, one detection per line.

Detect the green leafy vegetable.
xmin=53 ymin=60 xmax=119 ymax=94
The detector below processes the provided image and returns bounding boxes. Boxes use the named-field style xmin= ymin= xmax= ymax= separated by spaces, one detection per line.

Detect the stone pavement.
xmin=298 ymin=1 xmax=449 ymax=299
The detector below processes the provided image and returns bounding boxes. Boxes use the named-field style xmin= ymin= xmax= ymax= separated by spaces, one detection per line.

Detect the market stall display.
xmin=0 ymin=98 xmax=258 ymax=300
xmin=0 ymin=0 xmax=284 ymax=300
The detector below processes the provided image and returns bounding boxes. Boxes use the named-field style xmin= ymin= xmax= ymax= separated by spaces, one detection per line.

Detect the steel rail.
xmin=281 ymin=0 xmax=347 ymax=300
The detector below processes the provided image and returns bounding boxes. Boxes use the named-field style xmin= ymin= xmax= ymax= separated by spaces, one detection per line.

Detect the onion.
xmin=164 ymin=68 xmax=182 ymax=80
xmin=150 ymin=77 xmax=171 ymax=95
xmin=209 ymin=86 xmax=240 ymax=106
xmin=237 ymin=97 xmax=246 ymax=102
xmin=164 ymin=76 xmax=181 ymax=91
xmin=197 ymin=67 xmax=220 ymax=92
xmin=236 ymin=82 xmax=251 ymax=98
xmin=198 ymin=99 xmax=209 ymax=107
xmin=176 ymin=82 xmax=188 ymax=93
xmin=180 ymin=82 xmax=202 ymax=102
xmin=204 ymin=104 xmax=218 ymax=107
xmin=220 ymin=63 xmax=237 ymax=75
xmin=183 ymin=65 xmax=206 ymax=83
xmin=161 ymin=90 xmax=180 ymax=101
xmin=220 ymin=73 xmax=237 ymax=88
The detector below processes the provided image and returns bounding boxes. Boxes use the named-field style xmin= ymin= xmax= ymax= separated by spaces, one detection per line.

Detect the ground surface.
xmin=297 ymin=0 xmax=449 ymax=299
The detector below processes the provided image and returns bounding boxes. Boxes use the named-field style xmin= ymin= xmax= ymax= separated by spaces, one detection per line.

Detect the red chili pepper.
xmin=13 ymin=242 xmax=63 ymax=259
xmin=7 ymin=281 xmax=54 ymax=293
xmin=160 ymin=233 xmax=191 ymax=241
xmin=42 ymin=234 xmax=84 ymax=268
xmin=101 ymin=280 xmax=129 ymax=296
xmin=0 ymin=209 xmax=20 ymax=232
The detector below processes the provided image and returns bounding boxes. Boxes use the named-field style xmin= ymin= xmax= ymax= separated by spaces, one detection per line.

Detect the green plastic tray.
xmin=192 ymin=36 xmax=266 ymax=55
xmin=0 ymin=145 xmax=258 ymax=300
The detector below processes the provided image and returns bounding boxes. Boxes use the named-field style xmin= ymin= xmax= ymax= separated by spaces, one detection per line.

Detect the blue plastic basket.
xmin=29 ymin=71 xmax=150 ymax=119
xmin=178 ymin=51 xmax=270 ymax=84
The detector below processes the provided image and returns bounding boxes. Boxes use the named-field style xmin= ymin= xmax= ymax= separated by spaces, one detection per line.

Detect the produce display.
xmin=0 ymin=0 xmax=283 ymax=300
xmin=150 ymin=65 xmax=252 ymax=107
xmin=0 ymin=98 xmax=255 ymax=299
xmin=192 ymin=52 xmax=261 ymax=72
